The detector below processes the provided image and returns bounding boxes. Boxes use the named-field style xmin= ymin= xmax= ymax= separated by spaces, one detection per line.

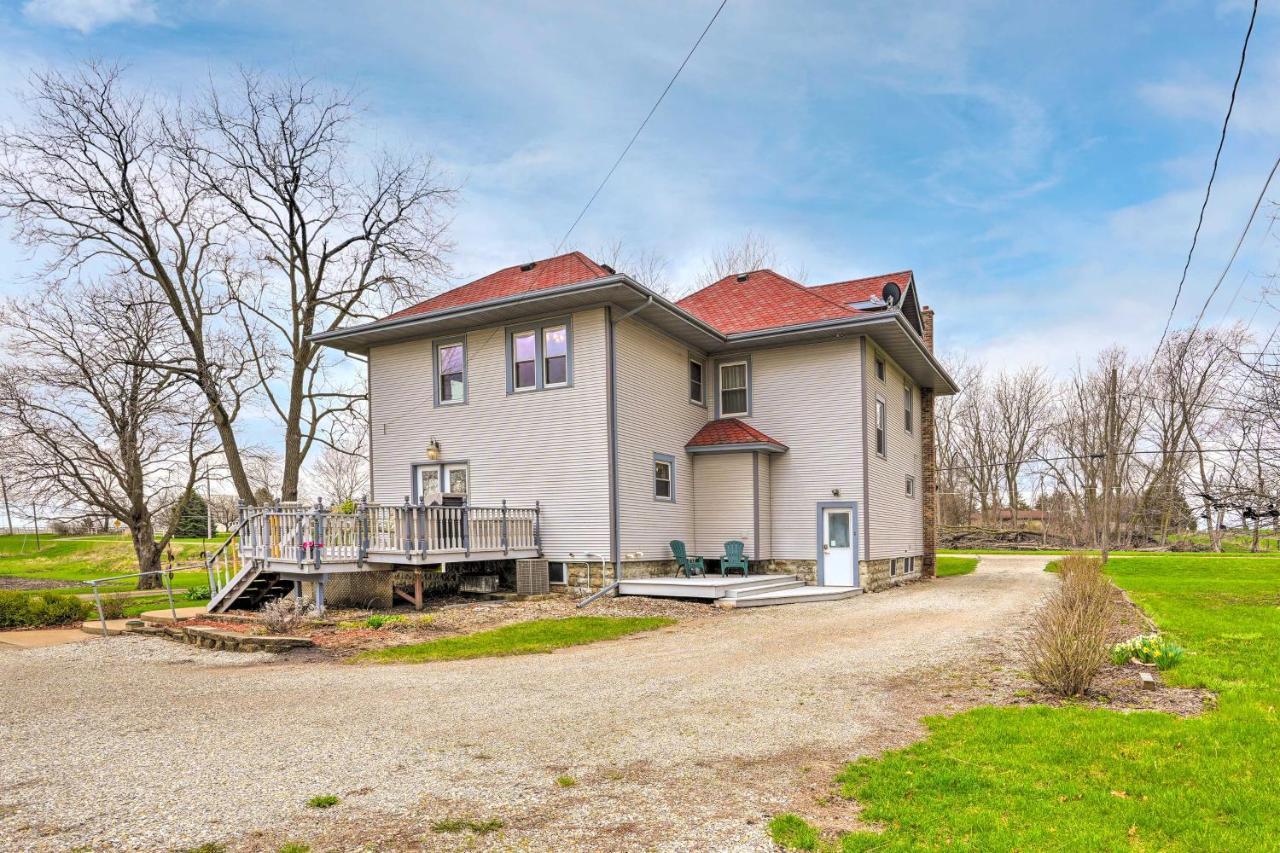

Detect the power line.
xmin=554 ymin=0 xmax=729 ymax=253
xmin=938 ymin=445 xmax=1280 ymax=474
xmin=1151 ymin=0 xmax=1258 ymax=361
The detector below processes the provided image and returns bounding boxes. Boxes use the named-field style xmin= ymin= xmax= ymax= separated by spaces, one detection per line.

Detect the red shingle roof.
xmin=384 ymin=251 xmax=610 ymax=321
xmin=686 ymin=418 xmax=787 ymax=450
xmin=676 ymin=269 xmax=859 ymax=335
xmin=809 ymin=271 xmax=913 ymax=307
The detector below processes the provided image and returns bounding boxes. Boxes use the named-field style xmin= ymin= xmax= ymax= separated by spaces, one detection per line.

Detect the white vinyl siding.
xmin=367 ymin=307 xmax=611 ymax=560
xmin=755 ymin=451 xmax=772 ymax=560
xmin=614 ymin=319 xmax=705 ymax=561
xmin=692 ymin=452 xmax=756 ymax=558
xmin=865 ymin=344 xmax=924 ymax=561
xmin=735 ymin=338 xmax=863 ymax=560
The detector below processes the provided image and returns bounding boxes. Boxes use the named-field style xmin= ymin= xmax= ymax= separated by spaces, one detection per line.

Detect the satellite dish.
xmin=881 ymin=281 xmax=902 ymax=306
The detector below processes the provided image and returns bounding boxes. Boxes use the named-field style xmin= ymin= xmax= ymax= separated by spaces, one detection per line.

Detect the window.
xmin=906 ymin=475 xmax=915 ymax=498
xmin=512 ymin=330 xmax=536 ymax=390
xmin=904 ymin=385 xmax=914 ymax=433
xmin=719 ymin=360 xmax=748 ymax=416
xmin=548 ymin=561 xmax=567 ymax=585
xmin=508 ymin=319 xmax=572 ymax=393
xmin=890 ymin=558 xmax=898 ymax=577
xmin=875 ymin=354 xmax=886 ymax=381
xmin=904 ymin=556 xmax=915 ymax=574
xmin=653 ymin=453 xmax=675 ymax=501
xmin=543 ymin=325 xmax=568 ymax=387
xmin=418 ymin=465 xmax=441 ymax=498
xmin=875 ymin=398 xmax=887 ymax=457
xmin=435 ymin=340 xmax=466 ymax=405
xmin=416 ymin=463 xmax=468 ymax=499
xmin=689 ymin=359 xmax=704 ymax=405
xmin=445 ymin=463 xmax=468 ymax=495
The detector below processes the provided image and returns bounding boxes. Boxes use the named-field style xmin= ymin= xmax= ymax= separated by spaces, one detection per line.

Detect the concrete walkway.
xmin=0 ymin=627 xmax=98 ymax=649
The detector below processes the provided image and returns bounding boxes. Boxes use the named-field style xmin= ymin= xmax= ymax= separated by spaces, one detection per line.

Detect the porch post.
xmin=401 ymin=496 xmax=412 ymax=554
xmin=501 ymin=499 xmax=509 ymax=554
xmin=534 ymin=501 xmax=542 ymax=552
xmin=313 ymin=499 xmax=325 ymax=571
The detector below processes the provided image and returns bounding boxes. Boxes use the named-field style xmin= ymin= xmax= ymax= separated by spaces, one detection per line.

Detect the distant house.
xmin=969 ymin=508 xmax=1048 ymax=527
xmin=208 ymin=252 xmax=956 ymax=612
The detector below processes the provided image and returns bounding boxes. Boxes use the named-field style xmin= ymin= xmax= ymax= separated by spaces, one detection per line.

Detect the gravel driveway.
xmin=0 ymin=555 xmax=1053 ymax=851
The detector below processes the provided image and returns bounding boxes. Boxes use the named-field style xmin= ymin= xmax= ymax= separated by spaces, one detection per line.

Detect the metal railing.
xmin=83 ymin=570 xmax=180 ymax=637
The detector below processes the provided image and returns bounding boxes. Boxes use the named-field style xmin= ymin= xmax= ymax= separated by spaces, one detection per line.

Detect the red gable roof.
xmin=384 ymin=251 xmax=610 ymax=321
xmin=809 ymin=271 xmax=913 ymax=307
xmin=686 ymin=417 xmax=787 ymax=450
xmin=676 ymin=269 xmax=858 ymax=335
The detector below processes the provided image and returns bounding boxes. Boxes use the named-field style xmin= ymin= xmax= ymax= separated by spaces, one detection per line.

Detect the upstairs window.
xmin=904 ymin=385 xmax=914 ymax=433
xmin=543 ymin=325 xmax=568 ymax=387
xmin=875 ymin=397 xmax=887 ymax=457
xmin=719 ymin=360 xmax=749 ymax=417
xmin=689 ymin=359 xmax=704 ymax=405
xmin=435 ymin=339 xmax=466 ymax=405
xmin=508 ymin=318 xmax=572 ymax=393
xmin=512 ymin=330 xmax=537 ymax=391
xmin=906 ymin=474 xmax=915 ymax=498
xmin=654 ymin=453 xmax=675 ymax=501
xmin=875 ymin=355 xmax=886 ymax=382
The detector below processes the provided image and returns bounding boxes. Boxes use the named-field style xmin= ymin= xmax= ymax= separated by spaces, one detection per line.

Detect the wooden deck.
xmin=618 ymin=573 xmax=861 ymax=607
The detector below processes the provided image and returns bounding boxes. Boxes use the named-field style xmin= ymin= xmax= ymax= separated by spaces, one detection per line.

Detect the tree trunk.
xmin=130 ymin=517 xmax=166 ymax=590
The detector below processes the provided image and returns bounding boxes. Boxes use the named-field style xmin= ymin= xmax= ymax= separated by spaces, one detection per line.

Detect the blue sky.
xmin=1 ymin=0 xmax=1278 ymax=372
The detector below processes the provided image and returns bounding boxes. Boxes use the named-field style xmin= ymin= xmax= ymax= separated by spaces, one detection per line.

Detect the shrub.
xmin=185 ymin=584 xmax=212 ymax=601
xmin=1023 ymin=554 xmax=1112 ymax=696
xmin=97 ymin=593 xmax=127 ymax=620
xmin=363 ymin=614 xmax=407 ymax=629
xmin=306 ymin=794 xmax=339 ymax=809
xmin=555 ymin=775 xmax=576 ymax=788
xmin=431 ymin=817 xmax=504 ymax=835
xmin=259 ymin=597 xmax=312 ymax=634
xmin=0 ymin=590 xmax=90 ymax=628
xmin=1110 ymin=633 xmax=1185 ymax=670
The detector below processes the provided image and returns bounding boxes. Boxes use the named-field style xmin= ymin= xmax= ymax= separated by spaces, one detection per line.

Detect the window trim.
xmin=411 ymin=460 xmax=471 ymax=502
xmin=688 ymin=356 xmax=706 ymax=407
xmin=715 ymin=356 xmax=751 ymax=418
xmin=906 ymin=474 xmax=915 ymax=498
xmin=874 ymin=353 xmax=886 ymax=382
xmin=874 ymin=395 xmax=887 ymax=459
xmin=505 ymin=316 xmax=574 ymax=394
xmin=903 ymin=384 xmax=914 ymax=434
xmin=653 ymin=452 xmax=676 ymax=503
xmin=432 ymin=337 xmax=468 ymax=407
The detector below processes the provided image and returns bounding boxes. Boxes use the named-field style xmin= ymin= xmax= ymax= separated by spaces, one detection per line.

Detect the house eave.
xmin=685 ymin=442 xmax=788 ymax=455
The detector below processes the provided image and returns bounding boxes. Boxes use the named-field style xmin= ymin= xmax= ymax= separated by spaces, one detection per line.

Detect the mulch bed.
xmin=0 ymin=576 xmax=67 ymax=591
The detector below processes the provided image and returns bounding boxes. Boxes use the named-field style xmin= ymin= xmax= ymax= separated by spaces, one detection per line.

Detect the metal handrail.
xmin=82 ymin=569 xmax=180 ymax=638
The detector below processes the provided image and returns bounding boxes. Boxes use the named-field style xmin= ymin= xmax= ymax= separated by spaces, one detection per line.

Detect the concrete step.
xmin=717 ymin=585 xmax=862 ymax=608
xmin=720 ymin=579 xmax=806 ymax=599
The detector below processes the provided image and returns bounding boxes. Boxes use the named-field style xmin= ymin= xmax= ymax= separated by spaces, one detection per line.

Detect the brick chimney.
xmin=919 ymin=305 xmax=938 ymax=577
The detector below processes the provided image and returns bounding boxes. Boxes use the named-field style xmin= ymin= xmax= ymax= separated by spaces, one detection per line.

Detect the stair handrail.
xmin=206 ymin=509 xmax=259 ymax=596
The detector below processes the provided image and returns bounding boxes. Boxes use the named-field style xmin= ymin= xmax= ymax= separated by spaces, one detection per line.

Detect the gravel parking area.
xmin=0 ymin=556 xmax=1054 ymax=851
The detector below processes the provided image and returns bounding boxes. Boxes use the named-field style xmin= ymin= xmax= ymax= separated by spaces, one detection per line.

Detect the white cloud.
xmin=22 ymin=0 xmax=157 ymax=34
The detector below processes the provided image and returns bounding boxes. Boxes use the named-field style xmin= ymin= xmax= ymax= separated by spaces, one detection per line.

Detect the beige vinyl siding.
xmin=366 ymin=307 xmax=612 ymax=560
xmin=734 ymin=339 xmax=863 ymax=559
xmin=864 ymin=341 xmax=924 ymax=560
xmin=614 ymin=318 xmax=706 ymax=561
xmin=755 ymin=451 xmax=772 ymax=559
xmin=692 ymin=453 xmax=755 ymax=557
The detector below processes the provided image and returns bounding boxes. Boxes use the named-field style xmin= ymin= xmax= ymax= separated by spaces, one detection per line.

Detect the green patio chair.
xmin=720 ymin=540 xmax=749 ymax=577
xmin=670 ymin=540 xmax=706 ymax=577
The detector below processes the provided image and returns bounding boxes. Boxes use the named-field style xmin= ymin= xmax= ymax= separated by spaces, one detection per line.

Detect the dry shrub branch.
xmin=1024 ymin=554 xmax=1112 ymax=696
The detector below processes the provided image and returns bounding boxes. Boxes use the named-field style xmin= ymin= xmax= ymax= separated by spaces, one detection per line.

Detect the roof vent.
xmin=881 ymin=281 xmax=902 ymax=306
xmin=736 ymin=272 xmax=749 ymax=282
xmin=601 ymin=264 xmax=616 ymax=274
xmin=520 ymin=262 xmax=537 ymax=272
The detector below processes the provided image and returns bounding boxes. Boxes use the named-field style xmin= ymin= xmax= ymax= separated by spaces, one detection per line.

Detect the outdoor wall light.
xmin=426 ymin=438 xmax=441 ymax=461
xmin=831 ymin=488 xmax=841 ymax=497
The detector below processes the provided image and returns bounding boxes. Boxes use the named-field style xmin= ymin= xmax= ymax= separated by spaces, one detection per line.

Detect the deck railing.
xmin=233 ymin=498 xmax=541 ymax=568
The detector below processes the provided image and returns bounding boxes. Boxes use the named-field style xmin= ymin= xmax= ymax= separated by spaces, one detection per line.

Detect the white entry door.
xmin=822 ymin=508 xmax=855 ymax=586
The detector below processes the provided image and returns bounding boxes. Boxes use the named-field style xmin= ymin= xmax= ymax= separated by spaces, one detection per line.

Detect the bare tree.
xmin=593 ymin=239 xmax=676 ymax=298
xmin=0 ymin=63 xmax=261 ymax=503
xmin=173 ymin=71 xmax=456 ymax=501
xmin=992 ymin=366 xmax=1054 ymax=526
xmin=0 ymin=281 xmax=214 ymax=588
xmin=307 ymin=440 xmax=369 ymax=504
xmin=695 ymin=231 xmax=780 ymax=288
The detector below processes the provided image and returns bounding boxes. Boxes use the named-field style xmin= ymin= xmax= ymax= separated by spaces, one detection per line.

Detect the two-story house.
xmin=206 ymin=250 xmax=956 ymax=613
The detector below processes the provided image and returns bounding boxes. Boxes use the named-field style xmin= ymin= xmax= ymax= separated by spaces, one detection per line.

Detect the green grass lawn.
xmin=935 ymin=556 xmax=978 ymax=577
xmin=0 ymin=534 xmax=215 ymax=592
xmin=353 ymin=616 xmax=675 ymax=664
xmin=93 ymin=593 xmax=211 ymax=618
xmin=771 ymin=554 xmax=1280 ymax=851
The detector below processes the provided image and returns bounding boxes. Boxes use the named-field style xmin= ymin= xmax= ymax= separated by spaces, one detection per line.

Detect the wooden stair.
xmin=716 ymin=584 xmax=862 ymax=608
xmin=208 ymin=563 xmax=293 ymax=613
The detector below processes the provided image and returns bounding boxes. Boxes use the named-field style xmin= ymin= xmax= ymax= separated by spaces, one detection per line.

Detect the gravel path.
xmin=0 ymin=555 xmax=1053 ymax=851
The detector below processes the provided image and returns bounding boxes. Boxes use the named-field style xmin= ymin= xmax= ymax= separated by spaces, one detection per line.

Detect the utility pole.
xmin=0 ymin=474 xmax=12 ymax=537
xmin=1100 ymin=365 xmax=1118 ymax=564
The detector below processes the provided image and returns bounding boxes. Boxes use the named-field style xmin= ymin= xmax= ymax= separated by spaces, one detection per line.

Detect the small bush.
xmin=306 ymin=794 xmax=338 ymax=809
xmin=97 ymin=593 xmax=127 ymax=620
xmin=1023 ymin=554 xmax=1113 ymax=696
xmin=0 ymin=590 xmax=90 ymax=628
xmin=431 ymin=817 xmax=504 ymax=835
xmin=1110 ymin=633 xmax=1185 ymax=670
xmin=555 ymin=775 xmax=576 ymax=788
xmin=277 ymin=843 xmax=310 ymax=853
xmin=260 ymin=597 xmax=312 ymax=634
xmin=185 ymin=584 xmax=212 ymax=601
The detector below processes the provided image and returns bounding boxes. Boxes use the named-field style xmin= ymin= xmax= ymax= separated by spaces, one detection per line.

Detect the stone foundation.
xmin=861 ymin=557 xmax=926 ymax=592
xmin=762 ymin=559 xmax=818 ymax=584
